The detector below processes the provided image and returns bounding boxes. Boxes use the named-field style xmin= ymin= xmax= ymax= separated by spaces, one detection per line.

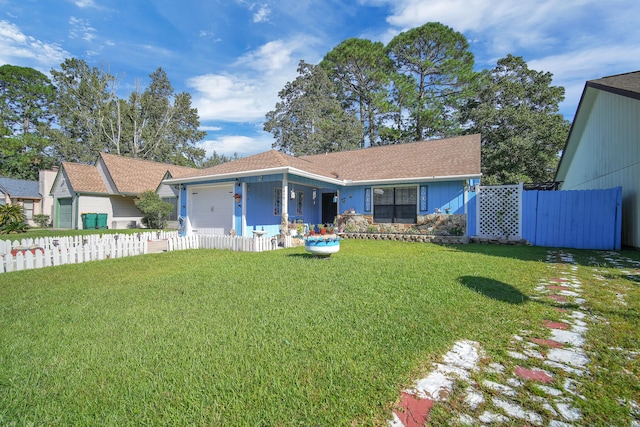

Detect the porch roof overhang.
xmin=163 ymin=166 xmax=343 ymax=186
xmin=163 ymin=167 xmax=481 ymax=187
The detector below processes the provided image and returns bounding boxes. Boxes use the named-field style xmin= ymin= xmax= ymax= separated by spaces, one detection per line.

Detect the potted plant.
xmin=318 ymin=223 xmax=326 ymax=235
xmin=303 ymin=226 xmax=341 ymax=257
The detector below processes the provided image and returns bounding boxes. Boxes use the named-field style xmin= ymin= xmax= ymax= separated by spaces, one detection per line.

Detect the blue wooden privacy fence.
xmin=468 ymin=187 xmax=622 ymax=250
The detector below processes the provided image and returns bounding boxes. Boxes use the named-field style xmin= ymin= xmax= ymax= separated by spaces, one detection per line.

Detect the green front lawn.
xmin=0 ymin=240 xmax=637 ymax=425
xmin=0 ymin=228 xmax=167 ymax=240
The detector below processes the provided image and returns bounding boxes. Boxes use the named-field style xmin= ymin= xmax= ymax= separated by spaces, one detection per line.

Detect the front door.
xmin=322 ymin=193 xmax=337 ymax=225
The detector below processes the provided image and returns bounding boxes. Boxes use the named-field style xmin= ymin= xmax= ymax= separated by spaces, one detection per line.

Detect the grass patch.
xmin=0 ymin=228 xmax=168 ymax=241
xmin=0 ymin=240 xmax=637 ymax=425
xmin=572 ymin=252 xmax=640 ymax=425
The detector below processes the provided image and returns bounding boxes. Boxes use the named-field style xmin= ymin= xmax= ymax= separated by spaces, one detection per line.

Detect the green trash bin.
xmin=83 ymin=213 xmax=98 ymax=229
xmin=96 ymin=213 xmax=108 ymax=229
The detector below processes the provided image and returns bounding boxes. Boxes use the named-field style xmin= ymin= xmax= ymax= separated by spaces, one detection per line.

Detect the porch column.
xmin=463 ymin=180 xmax=469 ymax=238
xmin=281 ymin=174 xmax=289 ymax=234
xmin=241 ymin=181 xmax=247 ymax=236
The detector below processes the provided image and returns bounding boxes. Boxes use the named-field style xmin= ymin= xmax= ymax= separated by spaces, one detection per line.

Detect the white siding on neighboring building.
xmin=110 ymin=196 xmax=144 ymax=229
xmin=76 ymin=196 xmax=113 ymax=229
xmin=558 ymin=88 xmax=640 ymax=248
xmin=39 ymin=169 xmax=58 ymax=220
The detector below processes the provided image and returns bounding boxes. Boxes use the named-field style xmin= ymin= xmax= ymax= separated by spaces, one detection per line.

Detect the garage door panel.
xmin=189 ymin=185 xmax=233 ymax=234
xmin=58 ymin=198 xmax=72 ymax=228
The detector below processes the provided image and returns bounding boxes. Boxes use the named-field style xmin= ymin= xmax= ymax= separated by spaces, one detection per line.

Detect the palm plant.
xmin=0 ymin=204 xmax=29 ymax=234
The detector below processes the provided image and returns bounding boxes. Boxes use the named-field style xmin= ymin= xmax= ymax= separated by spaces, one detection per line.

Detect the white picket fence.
xmin=196 ymin=234 xmax=282 ymax=252
xmin=0 ymin=231 xmax=286 ymax=274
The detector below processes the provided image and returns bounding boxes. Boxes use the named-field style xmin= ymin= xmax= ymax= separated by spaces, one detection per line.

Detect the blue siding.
xmin=183 ymin=174 xmax=472 ymax=236
xmin=426 ymin=181 xmax=466 ymax=213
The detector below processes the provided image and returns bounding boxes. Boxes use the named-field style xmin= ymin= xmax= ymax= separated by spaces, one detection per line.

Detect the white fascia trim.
xmin=163 ymin=167 xmax=288 ymax=184
xmin=288 ymin=167 xmax=344 ymax=185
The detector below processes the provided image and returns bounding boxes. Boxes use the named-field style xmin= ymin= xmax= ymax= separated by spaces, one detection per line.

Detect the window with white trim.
xmin=22 ymin=200 xmax=34 ymax=220
xmin=373 ymin=186 xmax=417 ymax=224
xmin=295 ymin=191 xmax=304 ymax=215
xmin=273 ymin=188 xmax=282 ymax=216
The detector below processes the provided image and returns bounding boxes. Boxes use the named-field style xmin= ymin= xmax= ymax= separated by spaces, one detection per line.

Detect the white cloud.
xmin=188 ymin=73 xmax=275 ymax=122
xmin=69 ymin=16 xmax=97 ymax=42
xmin=235 ymin=39 xmax=301 ymax=74
xmin=383 ymin=0 xmax=492 ymax=32
xmin=199 ymin=30 xmax=221 ymax=42
xmin=381 ymin=0 xmax=594 ymax=56
xmin=378 ymin=0 xmax=589 ymax=35
xmin=200 ymin=125 xmax=223 ymax=131
xmin=73 ymin=0 xmax=98 ymax=8
xmin=188 ymin=36 xmax=320 ymax=123
xmin=529 ymin=44 xmax=640 ymax=116
xmin=366 ymin=0 xmax=639 ymax=59
xmin=198 ymin=134 xmax=274 ymax=158
xmin=253 ymin=5 xmax=271 ymax=23
xmin=0 ymin=20 xmax=69 ymax=69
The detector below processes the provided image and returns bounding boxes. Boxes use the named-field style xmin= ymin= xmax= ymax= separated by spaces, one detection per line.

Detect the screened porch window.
xmin=373 ymin=186 xmax=417 ymax=224
xmin=162 ymin=197 xmax=178 ymax=221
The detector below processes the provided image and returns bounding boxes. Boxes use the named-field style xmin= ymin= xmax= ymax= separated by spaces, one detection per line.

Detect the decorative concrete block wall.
xmin=336 ymin=213 xmax=467 ymax=236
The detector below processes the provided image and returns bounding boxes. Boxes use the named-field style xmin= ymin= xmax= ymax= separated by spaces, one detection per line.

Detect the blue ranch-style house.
xmin=163 ymin=134 xmax=481 ymax=238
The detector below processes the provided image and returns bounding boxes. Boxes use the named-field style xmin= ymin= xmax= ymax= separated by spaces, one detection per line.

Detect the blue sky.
xmin=1 ymin=0 xmax=638 ymax=158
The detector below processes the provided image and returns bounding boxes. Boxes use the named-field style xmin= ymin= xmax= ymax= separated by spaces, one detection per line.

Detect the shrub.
xmin=134 ymin=191 xmax=174 ymax=229
xmin=33 ymin=214 xmax=51 ymax=228
xmin=0 ymin=204 xmax=29 ymax=234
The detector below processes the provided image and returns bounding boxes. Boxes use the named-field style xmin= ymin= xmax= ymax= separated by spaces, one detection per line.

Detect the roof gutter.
xmin=341 ymin=174 xmax=482 ymax=186
xmin=163 ymin=166 xmax=345 ymax=186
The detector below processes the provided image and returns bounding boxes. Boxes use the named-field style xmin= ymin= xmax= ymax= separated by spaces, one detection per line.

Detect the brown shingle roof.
xmin=175 ymin=134 xmax=481 ymax=183
xmin=588 ymin=71 xmax=640 ymax=100
xmin=302 ymin=134 xmax=481 ymax=181
xmin=61 ymin=153 xmax=197 ymax=195
xmin=63 ymin=162 xmax=109 ymax=193
xmin=99 ymin=153 xmax=196 ymax=194
xmin=178 ymin=150 xmax=331 ymax=179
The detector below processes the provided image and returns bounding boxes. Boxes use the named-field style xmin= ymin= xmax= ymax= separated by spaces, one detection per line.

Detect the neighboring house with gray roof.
xmin=50 ymin=153 xmax=196 ymax=229
xmin=555 ymin=71 xmax=640 ymax=248
xmin=164 ymin=134 xmax=482 ymax=237
xmin=0 ymin=176 xmax=43 ymax=226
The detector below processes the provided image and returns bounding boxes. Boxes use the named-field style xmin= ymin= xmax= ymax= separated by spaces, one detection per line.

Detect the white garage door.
xmin=188 ymin=185 xmax=234 ymax=235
